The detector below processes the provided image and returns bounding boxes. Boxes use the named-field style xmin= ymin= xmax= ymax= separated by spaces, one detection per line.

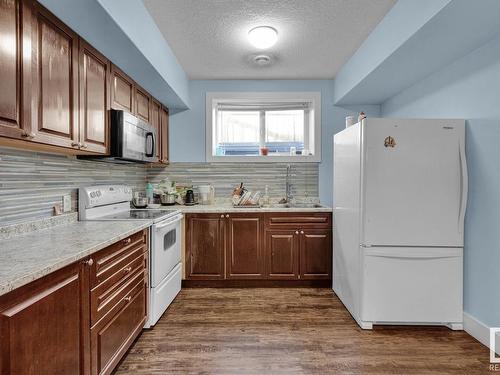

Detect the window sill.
xmin=206 ymin=155 xmax=321 ymax=163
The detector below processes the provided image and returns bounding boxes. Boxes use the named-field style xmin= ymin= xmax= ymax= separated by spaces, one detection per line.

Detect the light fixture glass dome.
xmin=248 ymin=26 xmax=278 ymax=49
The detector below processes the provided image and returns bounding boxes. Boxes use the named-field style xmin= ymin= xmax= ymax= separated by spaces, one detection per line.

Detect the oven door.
xmin=151 ymin=214 xmax=183 ymax=287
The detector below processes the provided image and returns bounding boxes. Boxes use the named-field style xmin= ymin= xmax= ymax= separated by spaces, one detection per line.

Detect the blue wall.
xmin=169 ymin=80 xmax=379 ymax=206
xmin=381 ymin=34 xmax=500 ymax=327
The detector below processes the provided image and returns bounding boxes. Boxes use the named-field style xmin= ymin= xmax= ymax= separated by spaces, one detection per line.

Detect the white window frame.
xmin=206 ymin=92 xmax=321 ymax=163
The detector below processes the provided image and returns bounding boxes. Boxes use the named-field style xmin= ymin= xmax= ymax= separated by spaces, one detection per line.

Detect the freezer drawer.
xmin=360 ymin=247 xmax=463 ymax=324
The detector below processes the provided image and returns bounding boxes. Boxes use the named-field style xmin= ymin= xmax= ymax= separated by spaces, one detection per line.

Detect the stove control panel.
xmin=79 ymin=185 xmax=133 ymax=209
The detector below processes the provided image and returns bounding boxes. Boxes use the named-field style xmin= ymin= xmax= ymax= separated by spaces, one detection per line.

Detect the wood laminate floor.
xmin=114 ymin=288 xmax=491 ymax=374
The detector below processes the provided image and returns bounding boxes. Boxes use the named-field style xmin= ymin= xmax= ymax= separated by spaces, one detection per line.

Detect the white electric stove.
xmin=79 ymin=185 xmax=183 ymax=328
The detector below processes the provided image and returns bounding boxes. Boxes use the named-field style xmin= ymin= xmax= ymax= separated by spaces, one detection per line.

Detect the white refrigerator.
xmin=333 ymin=118 xmax=467 ymax=330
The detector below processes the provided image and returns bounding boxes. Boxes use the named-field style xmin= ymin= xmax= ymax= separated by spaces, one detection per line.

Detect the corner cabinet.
xmin=0 ymin=229 xmax=148 ymax=375
xmin=185 ymin=212 xmax=332 ymax=282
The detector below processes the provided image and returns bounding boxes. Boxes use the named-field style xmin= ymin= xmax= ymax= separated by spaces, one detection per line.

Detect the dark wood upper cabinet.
xmin=226 ymin=214 xmax=264 ymax=279
xmin=299 ymin=229 xmax=332 ymax=280
xmin=159 ymin=106 xmax=169 ymax=164
xmin=186 ymin=214 xmax=225 ymax=279
xmin=265 ymin=230 xmax=299 ymax=279
xmin=29 ymin=0 xmax=79 ymax=149
xmin=110 ymin=64 xmax=134 ymax=113
xmin=0 ymin=260 xmax=90 ymax=375
xmin=79 ymin=40 xmax=110 ymax=154
xmin=0 ymin=1 xmax=171 ymax=156
xmin=0 ymin=0 xmax=31 ymax=140
xmin=134 ymin=86 xmax=151 ymax=122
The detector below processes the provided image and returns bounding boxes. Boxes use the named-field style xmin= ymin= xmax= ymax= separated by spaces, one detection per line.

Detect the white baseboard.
xmin=463 ymin=312 xmax=500 ymax=356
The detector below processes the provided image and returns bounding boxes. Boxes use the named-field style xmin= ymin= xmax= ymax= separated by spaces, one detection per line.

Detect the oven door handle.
xmin=154 ymin=214 xmax=183 ymax=230
xmin=145 ymin=132 xmax=155 ymax=157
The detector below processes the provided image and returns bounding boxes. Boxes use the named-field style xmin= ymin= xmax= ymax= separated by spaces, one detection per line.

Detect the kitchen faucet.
xmin=285 ymin=164 xmax=293 ymax=203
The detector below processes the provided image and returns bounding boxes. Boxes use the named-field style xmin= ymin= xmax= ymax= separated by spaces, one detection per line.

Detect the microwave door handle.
xmin=145 ymin=132 xmax=155 ymax=157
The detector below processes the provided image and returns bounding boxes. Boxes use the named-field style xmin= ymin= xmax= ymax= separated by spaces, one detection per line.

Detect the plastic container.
xmin=146 ymin=182 xmax=154 ymax=203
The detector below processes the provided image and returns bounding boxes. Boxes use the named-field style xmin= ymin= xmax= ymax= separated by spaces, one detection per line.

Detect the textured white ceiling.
xmin=143 ymin=0 xmax=396 ymax=79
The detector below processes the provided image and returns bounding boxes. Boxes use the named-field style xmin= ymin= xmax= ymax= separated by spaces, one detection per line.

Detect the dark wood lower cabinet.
xmin=266 ymin=230 xmax=299 ymax=279
xmin=300 ymin=229 xmax=332 ymax=280
xmin=226 ymin=214 xmax=264 ymax=279
xmin=90 ymin=287 xmax=146 ymax=375
xmin=0 ymin=260 xmax=90 ymax=375
xmin=185 ymin=214 xmax=225 ymax=279
xmin=185 ymin=212 xmax=332 ymax=283
xmin=0 ymin=229 xmax=147 ymax=375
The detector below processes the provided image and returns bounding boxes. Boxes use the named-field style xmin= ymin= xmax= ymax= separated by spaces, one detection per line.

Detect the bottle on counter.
xmin=262 ymin=185 xmax=270 ymax=207
xmin=146 ymin=182 xmax=154 ymax=204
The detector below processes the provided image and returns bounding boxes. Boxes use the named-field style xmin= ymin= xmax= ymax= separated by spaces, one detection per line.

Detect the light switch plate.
xmin=63 ymin=194 xmax=71 ymax=212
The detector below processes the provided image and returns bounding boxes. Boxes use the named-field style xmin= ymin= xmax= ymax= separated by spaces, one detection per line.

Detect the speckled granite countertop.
xmin=165 ymin=203 xmax=333 ymax=213
xmin=0 ymin=220 xmax=151 ymax=297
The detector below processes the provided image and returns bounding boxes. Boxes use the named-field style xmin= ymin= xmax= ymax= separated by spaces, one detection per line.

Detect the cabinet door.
xmin=226 ymin=214 xmax=264 ymax=279
xmin=110 ymin=64 xmax=134 ymax=113
xmin=186 ymin=214 xmax=225 ymax=279
xmin=150 ymin=99 xmax=161 ymax=161
xmin=265 ymin=230 xmax=299 ymax=279
xmin=134 ymin=86 xmax=151 ymax=122
xmin=30 ymin=1 xmax=79 ymax=149
xmin=299 ymin=229 xmax=332 ymax=280
xmin=0 ymin=261 xmax=90 ymax=374
xmin=159 ymin=105 xmax=169 ymax=164
xmin=90 ymin=283 xmax=146 ymax=375
xmin=0 ymin=0 xmax=30 ymax=139
xmin=79 ymin=40 xmax=110 ymax=154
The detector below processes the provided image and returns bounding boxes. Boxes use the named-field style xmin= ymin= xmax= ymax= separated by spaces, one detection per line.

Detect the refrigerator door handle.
xmin=458 ymin=140 xmax=468 ymax=233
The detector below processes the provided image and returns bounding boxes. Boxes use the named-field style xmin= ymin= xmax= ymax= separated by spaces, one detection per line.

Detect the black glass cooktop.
xmin=99 ymin=209 xmax=177 ymax=221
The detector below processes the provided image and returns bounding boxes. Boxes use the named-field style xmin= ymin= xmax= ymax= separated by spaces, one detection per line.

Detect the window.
xmin=206 ymin=92 xmax=321 ymax=162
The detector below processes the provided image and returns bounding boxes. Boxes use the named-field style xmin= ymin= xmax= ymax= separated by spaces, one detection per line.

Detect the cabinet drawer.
xmin=91 ymin=230 xmax=146 ymax=288
xmin=91 ymin=268 xmax=146 ymax=327
xmin=91 ymin=286 xmax=146 ymax=375
xmin=265 ymin=213 xmax=331 ymax=229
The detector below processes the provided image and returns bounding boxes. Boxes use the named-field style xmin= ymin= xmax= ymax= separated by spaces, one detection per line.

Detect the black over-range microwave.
xmin=80 ymin=109 xmax=158 ymax=163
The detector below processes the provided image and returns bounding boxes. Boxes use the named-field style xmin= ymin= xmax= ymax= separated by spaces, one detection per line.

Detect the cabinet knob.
xmin=220 ymin=214 xmax=224 ymax=218
xmin=300 ymin=230 xmax=304 ymax=234
xmin=226 ymin=214 xmax=229 ymax=218
xmin=81 ymin=143 xmax=88 ymax=149
xmin=83 ymin=258 xmax=94 ymax=266
xmin=295 ymin=231 xmax=299 ymax=235
xmin=71 ymin=141 xmax=81 ymax=147
xmin=124 ymin=266 xmax=132 ymax=274
xmin=123 ymin=295 xmax=132 ymax=303
xmin=123 ymin=238 xmax=131 ymax=244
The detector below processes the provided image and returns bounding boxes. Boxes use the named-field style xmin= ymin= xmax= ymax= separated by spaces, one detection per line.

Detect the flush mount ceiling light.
xmin=248 ymin=26 xmax=278 ymax=49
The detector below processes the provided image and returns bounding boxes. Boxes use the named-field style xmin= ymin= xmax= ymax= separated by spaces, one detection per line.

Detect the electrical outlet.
xmin=63 ymin=194 xmax=71 ymax=212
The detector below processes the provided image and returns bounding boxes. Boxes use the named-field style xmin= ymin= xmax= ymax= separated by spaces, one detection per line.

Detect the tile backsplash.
xmin=0 ymin=146 xmax=319 ymax=226
xmin=0 ymin=147 xmax=146 ymax=224
xmin=148 ymin=162 xmax=318 ymax=199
